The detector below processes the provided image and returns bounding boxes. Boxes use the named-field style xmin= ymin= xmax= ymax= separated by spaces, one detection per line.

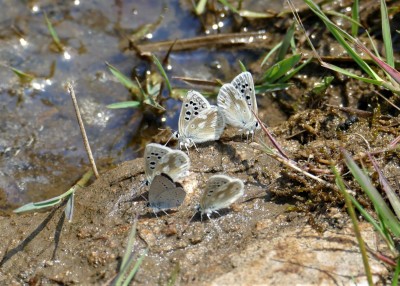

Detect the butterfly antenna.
xmin=165 ymin=131 xmax=176 ymax=146
xmin=180 ymin=210 xmax=198 ymax=236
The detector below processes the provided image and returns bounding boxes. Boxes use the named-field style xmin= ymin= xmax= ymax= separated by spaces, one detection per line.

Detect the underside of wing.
xmin=179 ymin=90 xmax=212 ymax=134
xmin=150 ymin=186 xmax=186 ymax=211
xmin=155 ymin=150 xmax=190 ymax=182
xmin=144 ymin=143 xmax=171 ymax=182
xmin=182 ymin=106 xmax=225 ymax=143
xmin=217 ymin=83 xmax=254 ymax=128
xmin=231 ymin=71 xmax=258 ymax=114
xmin=200 ymin=179 xmax=244 ymax=212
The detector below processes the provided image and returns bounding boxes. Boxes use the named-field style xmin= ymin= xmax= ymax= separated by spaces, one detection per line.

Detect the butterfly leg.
xmin=152 ymin=210 xmax=159 ymax=218
xmin=192 ymin=142 xmax=199 ymax=153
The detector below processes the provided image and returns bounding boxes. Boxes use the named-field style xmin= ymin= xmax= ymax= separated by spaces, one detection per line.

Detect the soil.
xmin=1 ymin=111 xmax=398 ymax=284
xmin=1 ymin=0 xmax=399 ymax=285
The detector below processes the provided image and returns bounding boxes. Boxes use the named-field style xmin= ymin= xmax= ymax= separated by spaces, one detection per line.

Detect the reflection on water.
xmin=0 ymin=0 xmax=283 ymax=211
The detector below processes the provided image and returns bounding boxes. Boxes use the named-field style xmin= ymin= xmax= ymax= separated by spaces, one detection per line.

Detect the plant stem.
xmin=67 ymin=83 xmax=99 ymax=179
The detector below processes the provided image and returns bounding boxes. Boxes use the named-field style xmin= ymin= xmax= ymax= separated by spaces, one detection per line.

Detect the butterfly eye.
xmin=255 ymin=122 xmax=259 ymax=127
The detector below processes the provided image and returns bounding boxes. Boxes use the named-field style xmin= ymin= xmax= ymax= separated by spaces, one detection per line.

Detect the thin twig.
xmin=67 ymin=83 xmax=99 ymax=179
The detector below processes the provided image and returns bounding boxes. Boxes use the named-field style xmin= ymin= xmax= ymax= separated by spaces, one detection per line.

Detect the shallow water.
xmin=0 ymin=0 xmax=284 ymax=210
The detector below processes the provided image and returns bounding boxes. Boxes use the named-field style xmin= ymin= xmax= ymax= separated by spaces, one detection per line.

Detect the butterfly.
xmin=217 ymin=71 xmax=260 ymax=137
xmin=197 ymin=174 xmax=244 ymax=219
xmin=148 ymin=173 xmax=186 ymax=212
xmin=144 ymin=143 xmax=190 ymax=185
xmin=173 ymin=90 xmax=225 ymax=150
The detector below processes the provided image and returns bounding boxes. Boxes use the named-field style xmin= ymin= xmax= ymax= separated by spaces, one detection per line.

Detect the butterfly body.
xmin=198 ymin=175 xmax=244 ymax=219
xmin=175 ymin=90 xmax=225 ymax=150
xmin=217 ymin=72 xmax=260 ymax=135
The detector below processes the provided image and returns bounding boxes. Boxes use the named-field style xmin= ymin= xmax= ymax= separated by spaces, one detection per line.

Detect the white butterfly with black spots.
xmin=144 ymin=143 xmax=190 ymax=185
xmin=173 ymin=90 xmax=225 ymax=150
xmin=217 ymin=72 xmax=260 ymax=137
xmin=197 ymin=174 xmax=244 ymax=219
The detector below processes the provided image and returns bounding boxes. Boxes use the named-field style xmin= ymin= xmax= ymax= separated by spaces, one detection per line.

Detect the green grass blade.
xmin=343 ymin=150 xmax=400 ymax=237
xmin=311 ymin=76 xmax=334 ymax=95
xmin=347 ymin=190 xmax=396 ymax=252
xmin=44 ymin=13 xmax=63 ymax=51
xmin=10 ymin=67 xmax=35 ymax=82
xmin=113 ymin=219 xmax=147 ymax=286
xmin=121 ymin=250 xmax=147 ymax=286
xmin=351 ymin=0 xmax=360 ymax=37
xmin=261 ymin=54 xmax=301 ymax=83
xmin=238 ymin=10 xmax=273 ymax=18
xmin=332 ymin=165 xmax=373 ymax=286
xmin=321 ymin=62 xmax=383 ymax=85
xmin=304 ymin=0 xmax=380 ymax=80
xmin=106 ymin=101 xmax=141 ymax=109
xmin=354 ymin=42 xmax=400 ymax=87
xmin=260 ymin=42 xmax=282 ymax=67
xmin=13 ymin=199 xmax=61 ymax=213
xmin=277 ymin=23 xmax=295 ymax=62
xmin=136 ymin=76 xmax=165 ymax=111
xmin=325 ymin=10 xmax=363 ymax=29
xmin=120 ymin=221 xmax=138 ymax=271
xmin=369 ymin=154 xmax=400 ymax=221
xmin=151 ymin=54 xmax=172 ymax=94
xmin=279 ymin=57 xmax=312 ymax=83
xmin=255 ymin=83 xmax=292 ymax=93
xmin=218 ymin=0 xmax=238 ymax=13
xmin=238 ymin=60 xmax=247 ymax=72
xmin=167 ymin=263 xmax=180 ymax=286
xmin=194 ymin=0 xmax=208 ymax=15
xmin=106 ymin=62 xmax=141 ymax=97
xmin=380 ymin=0 xmax=394 ymax=68
xmin=64 ymin=193 xmax=75 ymax=222
xmin=393 ymin=258 xmax=400 ymax=286
xmin=14 ymin=170 xmax=92 ymax=213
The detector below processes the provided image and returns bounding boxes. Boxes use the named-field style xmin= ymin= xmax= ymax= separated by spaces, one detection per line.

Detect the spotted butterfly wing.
xmin=144 ymin=143 xmax=190 ymax=184
xmin=199 ymin=175 xmax=244 ymax=216
xmin=217 ymin=72 xmax=259 ymax=134
xmin=177 ymin=90 xmax=225 ymax=148
xmin=231 ymin=71 xmax=258 ymax=114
